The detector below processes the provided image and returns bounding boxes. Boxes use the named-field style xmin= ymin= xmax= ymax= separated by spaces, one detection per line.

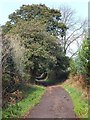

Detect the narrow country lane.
xmin=25 ymin=85 xmax=78 ymax=119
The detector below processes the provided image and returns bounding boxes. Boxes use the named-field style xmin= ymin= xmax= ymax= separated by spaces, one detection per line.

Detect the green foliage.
xmin=2 ymin=85 xmax=45 ymax=118
xmin=2 ymin=4 xmax=67 ymax=36
xmin=63 ymin=84 xmax=88 ymax=118
xmin=70 ymin=39 xmax=90 ymax=85
xmin=78 ymin=39 xmax=90 ymax=75
xmin=50 ymin=55 xmax=69 ymax=80
xmin=78 ymin=39 xmax=90 ymax=85
xmin=3 ymin=103 xmax=21 ymax=118
xmin=70 ymin=59 xmax=77 ymax=75
xmin=2 ymin=4 xmax=68 ymax=83
xmin=8 ymin=19 xmax=68 ymax=83
xmin=2 ymin=37 xmax=16 ymax=93
xmin=2 ymin=37 xmax=24 ymax=108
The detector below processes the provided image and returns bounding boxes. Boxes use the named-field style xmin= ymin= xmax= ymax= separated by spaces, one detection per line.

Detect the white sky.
xmin=0 ymin=0 xmax=89 ymax=25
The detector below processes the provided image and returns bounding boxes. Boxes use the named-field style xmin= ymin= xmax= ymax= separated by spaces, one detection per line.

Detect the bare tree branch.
xmin=65 ymin=32 xmax=84 ymax=51
xmin=59 ymin=5 xmax=87 ymax=57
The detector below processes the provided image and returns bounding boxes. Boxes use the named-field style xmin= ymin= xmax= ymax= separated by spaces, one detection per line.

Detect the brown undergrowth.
xmin=64 ymin=75 xmax=88 ymax=100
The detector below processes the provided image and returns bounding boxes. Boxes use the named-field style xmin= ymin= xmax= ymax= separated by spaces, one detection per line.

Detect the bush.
xmin=70 ymin=59 xmax=77 ymax=75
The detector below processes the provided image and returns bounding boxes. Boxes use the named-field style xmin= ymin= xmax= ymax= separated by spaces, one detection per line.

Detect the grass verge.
xmin=62 ymin=82 xmax=88 ymax=118
xmin=2 ymin=85 xmax=45 ymax=118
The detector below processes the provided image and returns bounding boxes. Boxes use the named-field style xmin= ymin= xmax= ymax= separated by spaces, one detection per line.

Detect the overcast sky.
xmin=0 ymin=0 xmax=89 ymax=25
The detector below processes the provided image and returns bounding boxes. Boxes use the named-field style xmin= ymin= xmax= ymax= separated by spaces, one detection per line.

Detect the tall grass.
xmin=63 ymin=84 xmax=88 ymax=118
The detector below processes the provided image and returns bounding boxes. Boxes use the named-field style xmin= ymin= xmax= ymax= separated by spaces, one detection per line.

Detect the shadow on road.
xmin=35 ymin=78 xmax=67 ymax=87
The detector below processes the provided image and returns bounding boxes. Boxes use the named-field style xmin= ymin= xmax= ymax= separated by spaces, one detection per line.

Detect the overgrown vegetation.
xmin=70 ymin=39 xmax=90 ymax=86
xmin=2 ymin=85 xmax=45 ymax=118
xmin=63 ymin=82 xmax=88 ymax=118
xmin=66 ymin=38 xmax=90 ymax=118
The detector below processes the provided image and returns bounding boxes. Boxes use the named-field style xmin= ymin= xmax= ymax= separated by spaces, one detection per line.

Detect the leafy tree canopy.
xmin=2 ymin=4 xmax=67 ymax=36
xmin=2 ymin=4 xmax=69 ymax=83
xmin=8 ymin=19 xmax=67 ymax=82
